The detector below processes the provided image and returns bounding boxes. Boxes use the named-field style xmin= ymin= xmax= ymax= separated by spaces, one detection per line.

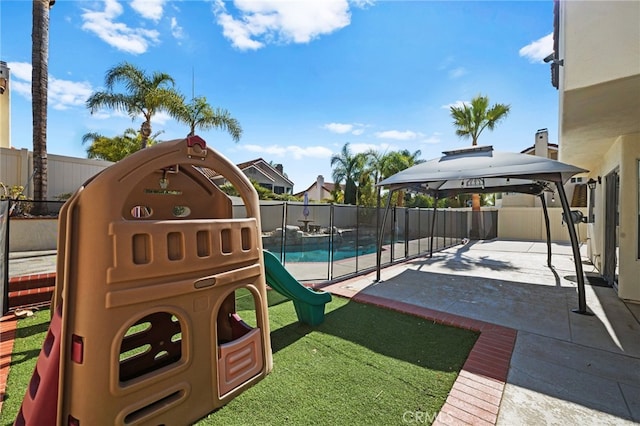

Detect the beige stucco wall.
xmin=561 ymin=0 xmax=640 ymax=91
xmin=587 ymin=134 xmax=640 ymax=301
xmin=617 ymin=136 xmax=640 ymax=301
xmin=0 ymin=147 xmax=111 ymax=198
xmin=586 ymin=136 xmax=622 ymax=269
xmin=9 ymin=218 xmax=58 ymax=251
xmin=498 ymin=207 xmax=587 ymax=243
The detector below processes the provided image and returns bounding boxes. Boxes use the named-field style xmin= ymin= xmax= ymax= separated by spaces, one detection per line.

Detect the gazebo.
xmin=376 ymin=145 xmax=592 ymax=315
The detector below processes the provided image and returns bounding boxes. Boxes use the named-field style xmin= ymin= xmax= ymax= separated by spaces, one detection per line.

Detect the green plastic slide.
xmin=262 ymin=250 xmax=332 ymax=326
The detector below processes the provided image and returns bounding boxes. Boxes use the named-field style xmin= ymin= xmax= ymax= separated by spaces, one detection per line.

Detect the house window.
xmin=274 ymin=186 xmax=284 ymax=195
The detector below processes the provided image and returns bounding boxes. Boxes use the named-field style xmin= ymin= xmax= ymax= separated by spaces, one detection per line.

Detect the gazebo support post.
xmin=539 ymin=193 xmax=552 ymax=267
xmin=555 ymin=182 xmax=592 ymax=315
xmin=429 ymin=200 xmax=437 ymax=258
xmin=376 ymin=190 xmax=394 ymax=282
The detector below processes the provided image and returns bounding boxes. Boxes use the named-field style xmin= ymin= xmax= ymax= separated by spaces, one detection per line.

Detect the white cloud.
xmin=151 ymin=110 xmax=172 ymax=125
xmin=130 ymin=0 xmax=167 ymax=22
xmin=49 ymin=77 xmax=94 ymax=110
xmin=243 ymin=144 xmax=333 ymax=160
xmin=324 ymin=122 xmax=353 ymax=134
xmin=348 ymin=142 xmax=393 ymax=154
xmin=438 ymin=55 xmax=454 ymax=70
xmin=81 ymin=0 xmax=160 ymax=55
xmin=8 ymin=61 xmax=94 ymax=110
xmin=322 ymin=122 xmax=366 ymax=135
xmin=7 ymin=62 xmax=33 ymax=98
xmin=519 ymin=32 xmax=553 ymax=63
xmin=441 ymin=100 xmax=468 ymax=110
xmin=90 ymin=110 xmax=129 ymax=120
xmin=448 ymin=67 xmax=467 ymax=79
xmin=213 ymin=0 xmax=353 ymax=51
xmin=349 ymin=0 xmax=375 ymax=8
xmin=170 ymin=17 xmax=184 ymax=39
xmin=375 ymin=130 xmax=423 ymax=141
xmin=7 ymin=62 xmax=32 ymax=80
xmin=420 ymin=133 xmax=441 ymax=145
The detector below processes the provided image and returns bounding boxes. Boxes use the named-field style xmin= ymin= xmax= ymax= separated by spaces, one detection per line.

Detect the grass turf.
xmin=1 ymin=308 xmax=51 ymax=426
xmin=1 ymin=292 xmax=477 ymax=425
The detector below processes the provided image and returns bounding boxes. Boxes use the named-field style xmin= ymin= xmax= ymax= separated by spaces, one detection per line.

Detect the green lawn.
xmin=1 ymin=291 xmax=477 ymax=425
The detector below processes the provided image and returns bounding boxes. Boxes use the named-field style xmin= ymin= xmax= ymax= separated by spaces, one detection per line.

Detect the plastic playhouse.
xmin=15 ymin=136 xmax=331 ymax=425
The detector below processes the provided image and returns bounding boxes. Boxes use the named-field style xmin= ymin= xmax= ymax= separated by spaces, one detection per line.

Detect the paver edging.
xmin=0 ymin=315 xmax=18 ymax=414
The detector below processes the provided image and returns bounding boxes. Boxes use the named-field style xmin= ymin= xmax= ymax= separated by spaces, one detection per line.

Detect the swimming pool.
xmin=275 ymin=244 xmax=378 ymax=263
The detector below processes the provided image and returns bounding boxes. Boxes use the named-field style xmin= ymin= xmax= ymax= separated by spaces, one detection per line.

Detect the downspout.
xmin=539 ymin=193 xmax=552 ymax=267
xmin=555 ymin=181 xmax=591 ymax=315
xmin=376 ymin=190 xmax=394 ymax=282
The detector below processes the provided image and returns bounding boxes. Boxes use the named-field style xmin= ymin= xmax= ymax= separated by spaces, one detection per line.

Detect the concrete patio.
xmin=323 ymin=239 xmax=640 ymax=424
xmin=4 ymin=239 xmax=640 ymax=424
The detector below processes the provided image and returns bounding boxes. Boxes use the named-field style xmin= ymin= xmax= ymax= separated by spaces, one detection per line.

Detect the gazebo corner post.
xmin=539 ymin=193 xmax=552 ymax=267
xmin=429 ymin=198 xmax=438 ymax=258
xmin=376 ymin=189 xmax=394 ymax=282
xmin=555 ymin=181 xmax=592 ymax=315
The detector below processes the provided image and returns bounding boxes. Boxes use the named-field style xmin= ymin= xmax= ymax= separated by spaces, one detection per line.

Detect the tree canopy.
xmin=86 ymin=62 xmax=183 ymax=148
xmin=82 ymin=128 xmax=163 ymax=162
xmin=172 ymin=96 xmax=242 ymax=141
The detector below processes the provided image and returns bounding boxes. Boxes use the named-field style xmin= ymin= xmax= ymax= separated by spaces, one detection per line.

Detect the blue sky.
xmin=1 ymin=0 xmax=557 ymax=192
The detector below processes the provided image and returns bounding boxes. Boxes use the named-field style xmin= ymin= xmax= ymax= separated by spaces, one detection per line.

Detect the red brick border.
xmin=1 ymin=273 xmax=56 ymax=414
xmin=0 ymin=314 xmax=17 ymax=414
xmin=8 ymin=273 xmax=56 ymax=310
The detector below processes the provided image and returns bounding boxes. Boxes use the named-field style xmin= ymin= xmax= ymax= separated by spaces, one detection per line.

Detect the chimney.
xmin=316 ymin=175 xmax=324 ymax=201
xmin=535 ymin=128 xmax=548 ymax=159
xmin=275 ymin=163 xmax=283 ymax=175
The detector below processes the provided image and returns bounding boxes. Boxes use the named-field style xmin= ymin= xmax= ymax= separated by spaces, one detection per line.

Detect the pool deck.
xmin=3 ymin=240 xmax=640 ymax=424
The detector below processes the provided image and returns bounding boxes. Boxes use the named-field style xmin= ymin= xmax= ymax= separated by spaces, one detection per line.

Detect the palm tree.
xmin=450 ymin=95 xmax=510 ymax=146
xmin=330 ymin=143 xmax=365 ymax=205
xmin=380 ymin=149 xmax=423 ymax=207
xmin=82 ymin=128 xmax=163 ymax=162
xmin=450 ymin=94 xmax=510 ymax=237
xmin=86 ymin=62 xmax=183 ymax=149
xmin=173 ymin=96 xmax=242 ymax=141
xmin=31 ymin=0 xmax=55 ymax=207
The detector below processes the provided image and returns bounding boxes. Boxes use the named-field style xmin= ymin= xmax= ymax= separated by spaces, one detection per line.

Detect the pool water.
xmin=280 ymin=244 xmax=378 ymax=262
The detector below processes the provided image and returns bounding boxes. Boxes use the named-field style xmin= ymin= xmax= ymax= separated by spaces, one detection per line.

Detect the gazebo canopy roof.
xmin=377 ymin=145 xmax=588 ymax=197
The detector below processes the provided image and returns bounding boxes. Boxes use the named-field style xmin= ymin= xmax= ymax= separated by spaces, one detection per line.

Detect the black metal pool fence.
xmin=0 ymin=197 xmax=496 ymax=288
xmin=238 ymin=202 xmax=497 ymax=282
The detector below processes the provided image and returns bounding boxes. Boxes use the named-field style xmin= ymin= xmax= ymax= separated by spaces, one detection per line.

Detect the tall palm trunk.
xmin=32 ymin=0 xmax=53 ymax=208
xmin=140 ymin=120 xmax=151 ymax=149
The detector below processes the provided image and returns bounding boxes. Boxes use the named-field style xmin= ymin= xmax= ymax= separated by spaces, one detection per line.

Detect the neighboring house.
xmin=551 ymin=0 xmax=640 ymax=302
xmin=501 ymin=128 xmax=585 ymax=208
xmin=205 ymin=158 xmax=294 ymax=195
xmin=294 ymin=175 xmax=341 ymax=202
